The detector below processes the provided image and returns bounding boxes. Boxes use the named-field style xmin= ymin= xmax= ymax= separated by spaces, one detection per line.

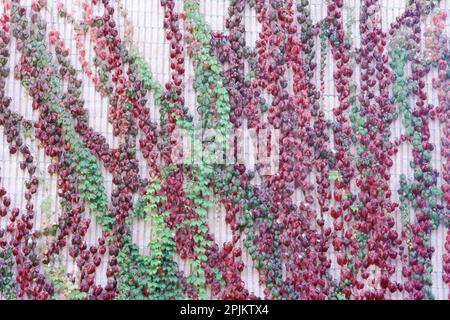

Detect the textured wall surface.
xmin=0 ymin=0 xmax=449 ymax=299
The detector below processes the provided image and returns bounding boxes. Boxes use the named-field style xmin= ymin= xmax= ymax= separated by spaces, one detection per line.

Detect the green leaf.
xmin=329 ymin=170 xmax=341 ymax=181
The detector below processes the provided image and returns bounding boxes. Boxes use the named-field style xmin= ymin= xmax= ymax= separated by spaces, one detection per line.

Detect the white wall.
xmin=0 ymin=0 xmax=449 ymax=299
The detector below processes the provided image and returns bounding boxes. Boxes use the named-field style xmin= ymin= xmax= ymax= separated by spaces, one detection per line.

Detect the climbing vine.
xmin=0 ymin=0 xmax=449 ymax=300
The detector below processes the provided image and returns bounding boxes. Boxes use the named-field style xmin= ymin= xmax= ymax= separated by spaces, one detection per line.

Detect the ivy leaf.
xmin=329 ymin=170 xmax=341 ymax=181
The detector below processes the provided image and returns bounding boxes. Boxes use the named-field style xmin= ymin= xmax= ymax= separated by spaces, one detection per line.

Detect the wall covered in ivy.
xmin=0 ymin=0 xmax=449 ymax=300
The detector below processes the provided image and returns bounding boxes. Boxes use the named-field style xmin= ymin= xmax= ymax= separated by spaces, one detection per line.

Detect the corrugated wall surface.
xmin=0 ymin=0 xmax=449 ymax=299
